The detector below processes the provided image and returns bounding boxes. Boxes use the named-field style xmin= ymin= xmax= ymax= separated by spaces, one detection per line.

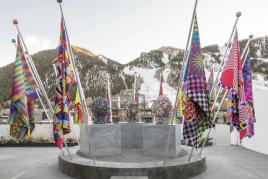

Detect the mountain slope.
xmin=0 ymin=47 xmax=134 ymax=107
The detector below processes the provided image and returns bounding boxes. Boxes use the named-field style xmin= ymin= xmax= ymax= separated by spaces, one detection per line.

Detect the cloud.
xmin=24 ymin=35 xmax=56 ymax=54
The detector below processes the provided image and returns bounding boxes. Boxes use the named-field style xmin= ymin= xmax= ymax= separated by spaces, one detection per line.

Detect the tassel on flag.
xmin=9 ymin=36 xmax=37 ymax=141
xmin=220 ymin=30 xmax=248 ymax=140
xmin=242 ymin=54 xmax=255 ymax=138
xmin=182 ymin=14 xmax=213 ymax=148
xmin=53 ymin=16 xmax=76 ymax=149
xmin=74 ymin=88 xmax=84 ymax=126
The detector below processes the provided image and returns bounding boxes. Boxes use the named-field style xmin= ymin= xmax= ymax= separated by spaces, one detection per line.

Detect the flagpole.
xmin=57 ymin=0 xmax=91 ymax=126
xmin=172 ymin=0 xmax=198 ymax=123
xmin=241 ymin=35 xmax=253 ymax=66
xmin=13 ymin=19 xmax=72 ymax=159
xmin=209 ymin=12 xmax=241 ymax=98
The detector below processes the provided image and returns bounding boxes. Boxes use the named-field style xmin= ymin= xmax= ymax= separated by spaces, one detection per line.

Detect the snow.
xmin=162 ymin=67 xmax=170 ymax=82
xmin=162 ymin=53 xmax=169 ymax=64
xmin=258 ymin=58 xmax=268 ymax=63
xmin=124 ymin=67 xmax=177 ymax=107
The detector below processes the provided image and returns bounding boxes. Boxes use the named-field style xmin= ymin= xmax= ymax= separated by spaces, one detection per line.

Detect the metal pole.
xmin=70 ymin=114 xmax=80 ymax=145
xmin=209 ymin=12 xmax=241 ymax=98
xmin=188 ymin=145 xmax=195 ymax=162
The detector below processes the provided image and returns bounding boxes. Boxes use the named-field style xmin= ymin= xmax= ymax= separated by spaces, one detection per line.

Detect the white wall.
xmin=240 ymin=89 xmax=268 ymax=155
xmin=212 ymin=89 xmax=268 ymax=155
xmin=0 ymin=123 xmax=80 ymax=141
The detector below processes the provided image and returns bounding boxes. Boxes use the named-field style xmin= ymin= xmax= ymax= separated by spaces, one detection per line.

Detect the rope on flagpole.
xmin=13 ymin=19 xmax=72 ymax=159
xmin=171 ymin=0 xmax=198 ymax=124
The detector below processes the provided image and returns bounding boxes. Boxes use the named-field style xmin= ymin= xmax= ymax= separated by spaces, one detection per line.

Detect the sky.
xmin=0 ymin=0 xmax=268 ymax=67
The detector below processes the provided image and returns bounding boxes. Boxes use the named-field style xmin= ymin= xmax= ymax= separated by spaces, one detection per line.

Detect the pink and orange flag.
xmin=220 ymin=30 xmax=248 ymax=139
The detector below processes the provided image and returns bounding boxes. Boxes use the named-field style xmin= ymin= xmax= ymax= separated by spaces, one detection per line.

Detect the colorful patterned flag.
xmin=183 ymin=14 xmax=212 ymax=148
xmin=159 ymin=73 xmax=163 ymax=96
xmin=242 ymin=54 xmax=255 ymax=138
xmin=53 ymin=17 xmax=76 ymax=149
xmin=74 ymin=88 xmax=83 ymax=125
xmin=220 ymin=31 xmax=248 ymax=139
xmin=9 ymin=36 xmax=37 ymax=142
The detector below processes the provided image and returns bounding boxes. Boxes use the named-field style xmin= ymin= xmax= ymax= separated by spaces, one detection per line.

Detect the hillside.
xmin=0 ymin=46 xmax=134 ymax=107
xmin=124 ymin=37 xmax=268 ymax=105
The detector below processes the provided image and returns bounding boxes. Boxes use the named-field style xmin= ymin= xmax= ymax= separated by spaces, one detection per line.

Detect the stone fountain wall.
xmin=78 ymin=123 xmax=181 ymax=158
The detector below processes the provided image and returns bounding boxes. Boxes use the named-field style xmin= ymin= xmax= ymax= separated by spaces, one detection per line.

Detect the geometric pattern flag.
xmin=74 ymin=88 xmax=83 ymax=126
xmin=220 ymin=30 xmax=248 ymax=139
xmin=159 ymin=73 xmax=163 ymax=96
xmin=9 ymin=35 xmax=37 ymax=142
xmin=183 ymin=14 xmax=212 ymax=148
xmin=242 ymin=53 xmax=255 ymax=138
xmin=53 ymin=17 xmax=76 ymax=149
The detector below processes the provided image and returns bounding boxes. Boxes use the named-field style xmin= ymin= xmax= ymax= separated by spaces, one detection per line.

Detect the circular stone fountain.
xmin=59 ymin=123 xmax=206 ymax=179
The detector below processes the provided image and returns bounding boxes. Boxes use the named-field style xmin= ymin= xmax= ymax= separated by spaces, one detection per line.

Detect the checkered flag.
xmin=183 ymin=120 xmax=198 ymax=148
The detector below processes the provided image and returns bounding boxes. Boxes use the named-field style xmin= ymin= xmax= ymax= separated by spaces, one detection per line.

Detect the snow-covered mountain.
xmin=125 ymin=39 xmax=268 ymax=107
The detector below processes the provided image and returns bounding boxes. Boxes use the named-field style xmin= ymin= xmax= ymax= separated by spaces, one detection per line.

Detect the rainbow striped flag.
xmin=9 ymin=36 xmax=37 ymax=142
xmin=53 ymin=16 xmax=76 ymax=149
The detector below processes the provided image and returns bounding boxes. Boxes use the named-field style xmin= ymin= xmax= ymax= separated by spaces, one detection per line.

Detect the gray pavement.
xmin=0 ymin=146 xmax=267 ymax=179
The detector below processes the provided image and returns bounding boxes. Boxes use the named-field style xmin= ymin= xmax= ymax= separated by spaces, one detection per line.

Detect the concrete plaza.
xmin=0 ymin=146 xmax=267 ymax=179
